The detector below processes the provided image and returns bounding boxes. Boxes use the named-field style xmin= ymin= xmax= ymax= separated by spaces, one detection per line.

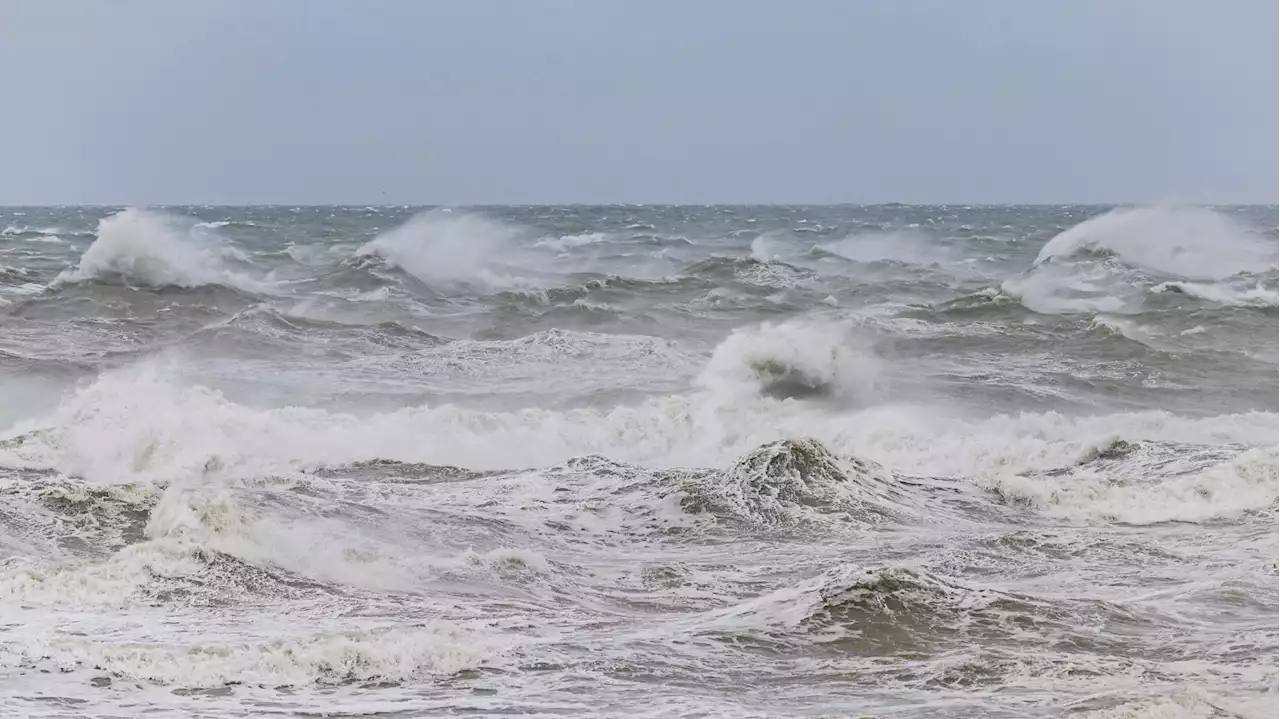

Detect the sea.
xmin=0 ymin=204 xmax=1276 ymax=718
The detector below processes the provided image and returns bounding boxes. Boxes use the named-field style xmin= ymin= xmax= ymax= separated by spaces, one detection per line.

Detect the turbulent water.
xmin=1 ymin=204 xmax=1276 ymax=718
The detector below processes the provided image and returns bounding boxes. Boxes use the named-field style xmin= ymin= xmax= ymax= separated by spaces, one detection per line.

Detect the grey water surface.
xmin=0 ymin=204 xmax=1276 ymax=718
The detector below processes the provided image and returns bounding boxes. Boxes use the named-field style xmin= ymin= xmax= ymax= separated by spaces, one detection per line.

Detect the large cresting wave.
xmin=56 ymin=208 xmax=265 ymax=292
xmin=354 ymin=210 xmax=538 ymax=292
xmin=1002 ymin=206 xmax=1277 ymax=314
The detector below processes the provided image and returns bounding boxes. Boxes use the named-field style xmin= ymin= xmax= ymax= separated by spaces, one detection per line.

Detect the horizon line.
xmin=2 ymin=201 xmax=1277 ymax=209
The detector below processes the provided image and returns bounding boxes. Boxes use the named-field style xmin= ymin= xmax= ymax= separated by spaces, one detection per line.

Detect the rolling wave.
xmin=54 ymin=208 xmax=268 ymax=293
xmin=1 ymin=204 xmax=1275 ymax=717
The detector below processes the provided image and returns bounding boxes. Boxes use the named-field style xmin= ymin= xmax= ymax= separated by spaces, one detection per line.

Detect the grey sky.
xmin=0 ymin=0 xmax=1274 ymax=205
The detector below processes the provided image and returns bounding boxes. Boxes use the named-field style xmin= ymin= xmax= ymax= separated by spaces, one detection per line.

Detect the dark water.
xmin=0 ymin=204 xmax=1276 ymax=718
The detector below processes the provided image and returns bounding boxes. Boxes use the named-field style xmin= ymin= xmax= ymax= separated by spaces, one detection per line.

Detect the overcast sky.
xmin=0 ymin=1 xmax=1274 ymax=205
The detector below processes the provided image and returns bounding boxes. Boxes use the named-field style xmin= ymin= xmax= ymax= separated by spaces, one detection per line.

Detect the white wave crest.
xmin=7 ymin=324 xmax=1280 ymax=519
xmin=2 ymin=225 xmax=62 ymax=236
xmin=696 ymin=318 xmax=880 ymax=404
xmin=987 ymin=446 xmax=1278 ymax=524
xmin=1002 ymin=261 xmax=1133 ymax=314
xmin=1035 ymin=206 xmax=1275 ymax=280
xmin=0 ymin=281 xmax=44 ymax=299
xmin=355 ymin=210 xmax=533 ymax=291
xmin=1001 ymin=206 xmax=1276 ymax=315
xmin=749 ymin=233 xmax=783 ymax=263
xmin=535 ymin=231 xmax=608 ymax=252
xmin=1089 ymin=315 xmax=1159 ymax=345
xmin=56 ymin=209 xmax=263 ymax=291
xmin=1151 ymin=281 xmax=1278 ymax=308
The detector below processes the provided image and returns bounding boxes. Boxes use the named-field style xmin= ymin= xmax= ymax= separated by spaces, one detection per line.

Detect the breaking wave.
xmin=2 ymin=203 xmax=1276 ymax=717
xmin=1002 ymin=206 xmax=1278 ymax=314
xmin=354 ymin=210 xmax=536 ymax=292
xmin=55 ymin=209 xmax=265 ymax=292
xmin=1151 ymin=280 xmax=1277 ymax=308
xmin=1033 ymin=206 xmax=1274 ymax=279
xmin=696 ymin=318 xmax=880 ymax=403
xmin=1 ymin=341 xmax=1272 ymax=524
xmin=535 ymin=231 xmax=609 ymax=251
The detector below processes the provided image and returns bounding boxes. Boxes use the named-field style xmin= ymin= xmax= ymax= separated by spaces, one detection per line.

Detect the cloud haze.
xmin=0 ymin=0 xmax=1274 ymax=204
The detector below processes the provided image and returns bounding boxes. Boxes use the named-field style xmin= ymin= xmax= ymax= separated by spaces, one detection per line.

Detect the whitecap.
xmin=56 ymin=209 xmax=265 ymax=292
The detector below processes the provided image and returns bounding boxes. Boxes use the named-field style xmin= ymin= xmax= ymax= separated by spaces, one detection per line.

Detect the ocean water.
xmin=0 ymin=204 xmax=1276 ymax=718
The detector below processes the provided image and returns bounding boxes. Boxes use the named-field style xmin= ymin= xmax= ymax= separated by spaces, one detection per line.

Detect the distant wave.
xmin=534 ymin=232 xmax=609 ymax=252
xmin=2 ymin=225 xmax=66 ymax=238
xmin=681 ymin=256 xmax=816 ymax=290
xmin=811 ymin=229 xmax=953 ymax=266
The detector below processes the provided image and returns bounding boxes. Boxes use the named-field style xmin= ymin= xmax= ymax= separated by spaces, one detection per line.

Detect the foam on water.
xmin=1 ymin=204 xmax=1275 ymax=717
xmin=2 ymin=342 xmax=1273 ymax=527
xmin=345 ymin=328 xmax=703 ymax=399
xmin=987 ymin=445 xmax=1279 ymax=524
xmin=2 ymin=618 xmax=498 ymax=687
xmin=1076 ymin=687 xmax=1277 ymax=719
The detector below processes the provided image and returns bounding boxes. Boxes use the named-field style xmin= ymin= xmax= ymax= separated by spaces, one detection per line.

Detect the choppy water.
xmin=1 ymin=204 xmax=1276 ymax=718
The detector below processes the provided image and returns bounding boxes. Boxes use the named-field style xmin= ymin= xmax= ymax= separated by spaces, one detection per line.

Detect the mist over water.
xmin=1 ymin=204 xmax=1276 ymax=718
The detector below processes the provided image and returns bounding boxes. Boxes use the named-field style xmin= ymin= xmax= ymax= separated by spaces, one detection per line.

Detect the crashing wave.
xmin=696 ymin=318 xmax=879 ymax=403
xmin=3 ymin=353 xmax=1276 ymax=486
xmin=1002 ymin=206 xmax=1277 ymax=315
xmin=354 ymin=210 xmax=539 ymax=292
xmin=1033 ymin=206 xmax=1275 ymax=279
xmin=55 ymin=209 xmax=265 ymax=292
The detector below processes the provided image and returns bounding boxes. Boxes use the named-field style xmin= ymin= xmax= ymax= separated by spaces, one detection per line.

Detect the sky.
xmin=0 ymin=0 xmax=1275 ymax=205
